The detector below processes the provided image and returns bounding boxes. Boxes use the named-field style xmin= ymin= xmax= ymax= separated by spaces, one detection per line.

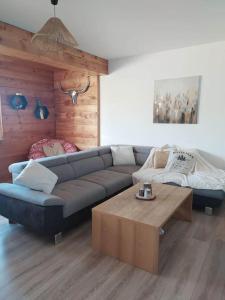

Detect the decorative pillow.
xmin=43 ymin=142 xmax=65 ymax=157
xmin=111 ymin=146 xmax=136 ymax=165
xmin=166 ymin=151 xmax=196 ymax=175
xmin=153 ymin=150 xmax=169 ymax=169
xmin=14 ymin=160 xmax=58 ymax=194
xmin=28 ymin=139 xmax=78 ymax=159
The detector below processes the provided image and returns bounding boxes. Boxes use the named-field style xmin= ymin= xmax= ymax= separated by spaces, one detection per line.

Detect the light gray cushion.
xmin=133 ymin=146 xmax=152 ymax=153
xmin=133 ymin=146 xmax=152 ymax=165
xmin=98 ymin=146 xmax=112 ymax=155
xmin=49 ymin=164 xmax=76 ymax=183
xmin=134 ymin=153 xmax=148 ymax=165
xmin=67 ymin=150 xmax=99 ymax=163
xmin=101 ymin=153 xmax=113 ymax=168
xmin=98 ymin=147 xmax=113 ymax=168
xmin=107 ymin=165 xmax=141 ymax=175
xmin=70 ymin=157 xmax=104 ymax=177
xmin=37 ymin=155 xmax=68 ymax=167
xmin=0 ymin=183 xmax=64 ymax=206
xmin=111 ymin=146 xmax=136 ymax=165
xmin=80 ymin=170 xmax=132 ymax=197
xmin=53 ymin=180 xmax=106 ymax=217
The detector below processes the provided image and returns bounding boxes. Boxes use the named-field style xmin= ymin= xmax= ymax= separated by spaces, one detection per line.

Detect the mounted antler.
xmin=58 ymin=77 xmax=90 ymax=104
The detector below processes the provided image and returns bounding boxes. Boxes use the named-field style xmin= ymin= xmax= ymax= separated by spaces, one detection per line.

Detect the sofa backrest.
xmin=67 ymin=150 xmax=105 ymax=177
xmin=9 ymin=148 xmax=106 ymax=183
xmin=9 ymin=155 xmax=77 ymax=184
xmin=98 ymin=147 xmax=113 ymax=168
xmin=8 ymin=145 xmax=152 ymax=183
xmin=97 ymin=145 xmax=152 ymax=166
xmin=133 ymin=146 xmax=152 ymax=165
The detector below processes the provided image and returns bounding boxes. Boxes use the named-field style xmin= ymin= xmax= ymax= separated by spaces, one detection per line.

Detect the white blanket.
xmin=132 ymin=147 xmax=225 ymax=191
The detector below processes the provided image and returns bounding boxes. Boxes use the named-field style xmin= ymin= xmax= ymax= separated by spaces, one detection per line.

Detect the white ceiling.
xmin=0 ymin=0 xmax=225 ymax=59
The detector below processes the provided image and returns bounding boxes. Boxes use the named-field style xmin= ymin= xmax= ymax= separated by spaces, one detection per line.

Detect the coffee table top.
xmin=93 ymin=183 xmax=192 ymax=228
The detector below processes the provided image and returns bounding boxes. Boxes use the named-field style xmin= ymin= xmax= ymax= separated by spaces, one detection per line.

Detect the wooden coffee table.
xmin=92 ymin=182 xmax=192 ymax=274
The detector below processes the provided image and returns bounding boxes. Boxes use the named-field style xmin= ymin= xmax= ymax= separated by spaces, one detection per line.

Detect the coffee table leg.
xmin=92 ymin=209 xmax=160 ymax=274
xmin=174 ymin=193 xmax=193 ymax=222
xmin=135 ymin=223 xmax=160 ymax=274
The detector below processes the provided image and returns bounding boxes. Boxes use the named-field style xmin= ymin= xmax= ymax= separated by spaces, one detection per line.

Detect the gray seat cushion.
xmin=53 ymin=180 xmax=106 ymax=217
xmin=107 ymin=165 xmax=141 ymax=175
xmin=80 ymin=170 xmax=132 ymax=197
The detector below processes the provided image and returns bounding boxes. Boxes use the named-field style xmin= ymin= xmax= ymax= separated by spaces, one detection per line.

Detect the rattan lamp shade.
xmin=31 ymin=17 xmax=79 ymax=52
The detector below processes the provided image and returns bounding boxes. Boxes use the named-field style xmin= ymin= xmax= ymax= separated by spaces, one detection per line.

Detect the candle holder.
xmin=136 ymin=182 xmax=156 ymax=201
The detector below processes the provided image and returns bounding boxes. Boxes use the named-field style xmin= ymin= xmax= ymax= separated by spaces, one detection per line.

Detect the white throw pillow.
xmin=111 ymin=146 xmax=136 ymax=165
xmin=14 ymin=160 xmax=58 ymax=194
xmin=166 ymin=151 xmax=196 ymax=175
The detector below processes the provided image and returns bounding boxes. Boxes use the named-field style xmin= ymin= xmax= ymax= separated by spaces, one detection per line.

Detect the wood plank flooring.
xmin=0 ymin=205 xmax=225 ymax=300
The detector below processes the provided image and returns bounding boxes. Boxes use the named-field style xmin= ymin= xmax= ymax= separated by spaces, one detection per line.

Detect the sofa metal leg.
xmin=54 ymin=232 xmax=63 ymax=245
xmin=205 ymin=206 xmax=213 ymax=216
xmin=9 ymin=219 xmax=17 ymax=224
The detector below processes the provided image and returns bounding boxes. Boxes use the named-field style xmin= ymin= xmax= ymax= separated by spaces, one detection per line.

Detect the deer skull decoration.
xmin=58 ymin=77 xmax=90 ymax=104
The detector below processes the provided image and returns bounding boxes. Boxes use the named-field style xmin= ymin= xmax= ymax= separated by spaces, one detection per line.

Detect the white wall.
xmin=100 ymin=41 xmax=225 ymax=169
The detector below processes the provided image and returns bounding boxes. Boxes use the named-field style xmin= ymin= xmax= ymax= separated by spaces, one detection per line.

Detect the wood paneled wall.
xmin=0 ymin=21 xmax=106 ymax=182
xmin=0 ymin=21 xmax=108 ymax=75
xmin=54 ymin=71 xmax=100 ymax=149
xmin=0 ymin=55 xmax=55 ymax=181
xmin=0 ymin=59 xmax=101 ymax=181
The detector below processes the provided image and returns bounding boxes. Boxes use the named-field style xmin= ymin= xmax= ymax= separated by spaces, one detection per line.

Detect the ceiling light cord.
xmin=51 ymin=0 xmax=58 ymax=17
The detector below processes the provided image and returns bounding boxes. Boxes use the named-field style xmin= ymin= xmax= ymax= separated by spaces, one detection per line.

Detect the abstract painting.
xmin=153 ymin=76 xmax=201 ymax=124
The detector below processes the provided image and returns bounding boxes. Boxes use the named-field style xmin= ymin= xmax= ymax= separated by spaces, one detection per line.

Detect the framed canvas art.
xmin=153 ymin=76 xmax=201 ymax=124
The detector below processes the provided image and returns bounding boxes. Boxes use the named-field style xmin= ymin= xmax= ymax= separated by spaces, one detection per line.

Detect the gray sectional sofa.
xmin=0 ymin=146 xmax=148 ymax=241
xmin=0 ymin=145 xmax=224 ymax=242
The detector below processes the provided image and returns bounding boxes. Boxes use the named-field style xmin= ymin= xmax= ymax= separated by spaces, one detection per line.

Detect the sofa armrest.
xmin=0 ymin=193 xmax=64 ymax=236
xmin=0 ymin=183 xmax=64 ymax=206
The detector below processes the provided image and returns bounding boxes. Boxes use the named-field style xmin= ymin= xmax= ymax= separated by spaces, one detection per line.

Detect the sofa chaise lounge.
xmin=0 ymin=145 xmax=224 ymax=242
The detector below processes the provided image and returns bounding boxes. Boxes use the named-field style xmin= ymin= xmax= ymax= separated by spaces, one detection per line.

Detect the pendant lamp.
xmin=31 ymin=0 xmax=79 ymax=52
